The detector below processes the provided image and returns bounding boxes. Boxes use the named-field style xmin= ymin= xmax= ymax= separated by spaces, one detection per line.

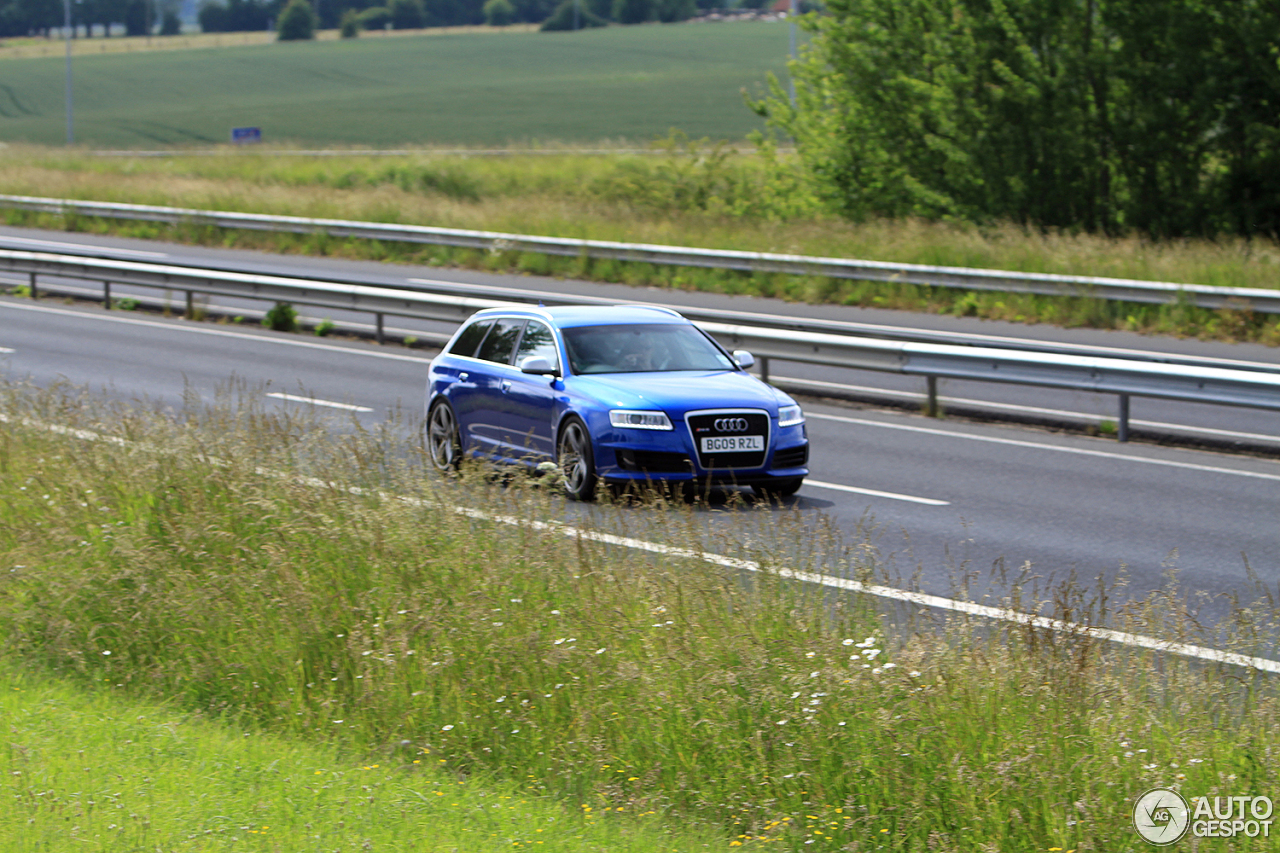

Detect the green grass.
xmin=0 ymin=24 xmax=789 ymax=147
xmin=0 ymin=663 xmax=720 ymax=852
xmin=2 ymin=381 xmax=1279 ymax=851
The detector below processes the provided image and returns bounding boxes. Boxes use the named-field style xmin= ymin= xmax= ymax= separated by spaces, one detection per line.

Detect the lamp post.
xmin=64 ymin=0 xmax=73 ymax=145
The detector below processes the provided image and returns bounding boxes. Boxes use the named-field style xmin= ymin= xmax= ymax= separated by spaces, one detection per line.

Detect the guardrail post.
xmin=759 ymin=356 xmax=770 ymax=384
xmin=925 ymin=376 xmax=939 ymax=417
xmin=103 ymin=281 xmax=111 ymax=309
xmin=29 ymin=272 xmax=37 ymax=299
xmin=186 ymin=290 xmax=194 ymax=319
xmin=1118 ymin=394 xmax=1130 ymax=442
xmin=375 ymin=312 xmax=385 ymax=344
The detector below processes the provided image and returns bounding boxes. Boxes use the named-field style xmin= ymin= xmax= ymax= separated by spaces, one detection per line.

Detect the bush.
xmin=611 ymin=0 xmax=650 ymax=23
xmin=277 ymin=0 xmax=317 ymax=38
xmin=339 ymin=7 xmax=360 ymax=35
xmin=262 ymin=301 xmax=299 ymax=332
xmin=539 ymin=0 xmax=605 ymax=29
xmin=388 ymin=0 xmax=425 ymax=28
xmin=358 ymin=5 xmax=391 ymax=28
xmin=482 ymin=0 xmax=514 ymax=25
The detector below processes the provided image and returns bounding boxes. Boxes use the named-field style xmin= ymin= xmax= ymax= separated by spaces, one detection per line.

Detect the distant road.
xmin=3 ymin=226 xmax=1278 ymax=622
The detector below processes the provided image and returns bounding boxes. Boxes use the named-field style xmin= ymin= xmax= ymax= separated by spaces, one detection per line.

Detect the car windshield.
xmin=563 ymin=323 xmax=736 ymax=375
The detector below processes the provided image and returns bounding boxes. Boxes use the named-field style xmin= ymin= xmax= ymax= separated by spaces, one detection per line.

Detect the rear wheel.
xmin=753 ymin=477 xmax=803 ymax=499
xmin=557 ymin=416 xmax=597 ymax=502
xmin=426 ymin=400 xmax=461 ymax=473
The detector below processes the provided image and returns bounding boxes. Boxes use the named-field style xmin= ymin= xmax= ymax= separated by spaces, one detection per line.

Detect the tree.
xmin=654 ymin=0 xmax=692 ymax=22
xmin=754 ymin=0 xmax=1280 ymax=239
xmin=482 ymin=0 xmax=513 ymax=24
xmin=276 ymin=0 xmax=316 ymax=38
xmin=611 ymin=0 xmax=649 ymax=23
xmin=388 ymin=0 xmax=424 ymax=26
xmin=339 ymin=5 xmax=360 ymax=32
xmin=539 ymin=0 xmax=604 ymax=29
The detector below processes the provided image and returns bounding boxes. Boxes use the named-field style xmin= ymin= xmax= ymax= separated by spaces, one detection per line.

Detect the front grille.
xmin=616 ymin=449 xmax=694 ymax=474
xmin=773 ymin=444 xmax=809 ymax=468
xmin=686 ymin=410 xmax=770 ymax=470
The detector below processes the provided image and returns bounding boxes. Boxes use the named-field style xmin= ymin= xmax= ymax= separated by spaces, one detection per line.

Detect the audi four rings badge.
xmin=714 ymin=418 xmax=750 ymax=432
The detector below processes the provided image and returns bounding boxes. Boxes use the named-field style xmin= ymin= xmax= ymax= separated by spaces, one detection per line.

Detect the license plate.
xmin=701 ymin=435 xmax=764 ymax=453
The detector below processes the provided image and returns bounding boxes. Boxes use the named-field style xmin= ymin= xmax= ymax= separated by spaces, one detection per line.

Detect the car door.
xmin=497 ymin=319 xmax=561 ymax=460
xmin=456 ymin=317 xmax=525 ymax=457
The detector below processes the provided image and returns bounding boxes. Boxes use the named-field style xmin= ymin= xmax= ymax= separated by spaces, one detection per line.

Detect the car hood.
xmin=568 ymin=370 xmax=790 ymax=416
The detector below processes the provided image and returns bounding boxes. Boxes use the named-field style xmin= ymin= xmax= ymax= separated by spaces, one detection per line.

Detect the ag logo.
xmin=1134 ymin=788 xmax=1190 ymax=845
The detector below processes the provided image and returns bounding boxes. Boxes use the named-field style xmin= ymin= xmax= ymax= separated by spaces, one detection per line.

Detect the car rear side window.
xmin=476 ymin=318 xmax=526 ymax=365
xmin=449 ymin=319 xmax=493 ymax=357
xmin=515 ymin=321 xmax=559 ymax=370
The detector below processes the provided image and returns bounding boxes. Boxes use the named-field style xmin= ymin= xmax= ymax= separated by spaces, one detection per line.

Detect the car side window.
xmin=475 ymin=318 xmax=526 ymax=365
xmin=515 ymin=321 xmax=559 ymax=371
xmin=449 ymin=319 xmax=493 ymax=357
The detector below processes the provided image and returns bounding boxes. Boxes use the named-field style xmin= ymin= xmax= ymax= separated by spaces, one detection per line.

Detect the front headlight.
xmin=609 ymin=409 xmax=673 ymax=430
xmin=778 ymin=405 xmax=805 ymax=427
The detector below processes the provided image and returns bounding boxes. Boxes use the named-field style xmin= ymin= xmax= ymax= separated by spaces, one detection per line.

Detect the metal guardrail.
xmin=5 ymin=193 xmax=1280 ymax=314
xmin=4 ymin=248 xmax=1280 ymax=444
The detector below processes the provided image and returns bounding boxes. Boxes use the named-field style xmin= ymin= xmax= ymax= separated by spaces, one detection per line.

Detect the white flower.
xmin=496 ymin=696 xmax=506 ymax=703
xmin=805 ymin=651 xmax=816 ymax=658
xmin=595 ymin=648 xmax=606 ymax=655
xmin=776 ymin=719 xmax=788 ymax=725
xmin=882 ymin=662 xmax=896 ymax=669
xmin=842 ymin=639 xmax=854 ymax=646
xmin=791 ymin=691 xmax=801 ymax=699
xmin=101 ymin=650 xmax=111 ymax=656
xmin=909 ymin=670 xmax=921 ymax=677
xmin=862 ymin=648 xmax=881 ymax=659
xmin=442 ymin=724 xmax=454 ymax=731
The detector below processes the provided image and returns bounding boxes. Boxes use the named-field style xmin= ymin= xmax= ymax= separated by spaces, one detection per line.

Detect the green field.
xmin=0 ymin=24 xmax=789 ymax=147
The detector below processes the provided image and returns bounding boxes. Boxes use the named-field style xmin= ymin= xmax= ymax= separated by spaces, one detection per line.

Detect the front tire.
xmin=557 ymin=416 xmax=597 ymax=502
xmin=426 ymin=399 xmax=461 ymax=473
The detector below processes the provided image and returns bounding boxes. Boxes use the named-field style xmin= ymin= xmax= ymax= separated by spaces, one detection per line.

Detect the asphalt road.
xmin=3 ymin=226 xmax=1279 ymax=625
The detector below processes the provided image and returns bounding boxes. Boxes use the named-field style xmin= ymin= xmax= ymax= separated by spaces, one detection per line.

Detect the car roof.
xmin=472 ymin=304 xmax=686 ymax=328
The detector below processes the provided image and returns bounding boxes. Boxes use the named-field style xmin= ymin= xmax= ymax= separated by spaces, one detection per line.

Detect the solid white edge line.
xmin=806 ymin=411 xmax=1280 ymax=482
xmin=0 ymin=347 xmax=13 ymax=354
xmin=0 ymin=299 xmax=433 ymax=363
xmin=266 ymin=392 xmax=373 ymax=413
xmin=5 ymin=410 xmax=1278 ymax=675
xmin=805 ymin=479 xmax=950 ymax=506
xmin=0 ymin=236 xmax=168 ymax=258
xmin=780 ymin=375 xmax=1280 ymax=444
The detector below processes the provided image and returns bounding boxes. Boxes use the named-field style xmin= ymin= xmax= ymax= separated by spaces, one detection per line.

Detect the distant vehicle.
xmin=424 ymin=305 xmax=809 ymax=500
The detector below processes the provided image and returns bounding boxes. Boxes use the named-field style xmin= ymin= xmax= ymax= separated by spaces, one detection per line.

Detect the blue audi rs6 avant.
xmin=424 ymin=305 xmax=809 ymax=500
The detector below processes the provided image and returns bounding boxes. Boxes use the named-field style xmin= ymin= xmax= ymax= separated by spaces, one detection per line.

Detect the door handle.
xmin=501 ymin=380 xmax=512 ymax=392
xmin=459 ymin=372 xmax=468 ymax=381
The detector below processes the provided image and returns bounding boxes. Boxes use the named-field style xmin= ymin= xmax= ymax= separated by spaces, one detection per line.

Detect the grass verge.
xmin=1 ymin=662 xmax=716 ymax=852
xmin=3 ymin=144 xmax=1280 ymax=346
xmin=1 ymin=381 xmax=1279 ymax=851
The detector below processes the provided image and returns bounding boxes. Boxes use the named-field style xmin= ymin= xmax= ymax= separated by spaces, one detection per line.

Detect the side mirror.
xmin=519 ymin=355 xmax=560 ymax=376
xmin=733 ymin=350 xmax=755 ymax=370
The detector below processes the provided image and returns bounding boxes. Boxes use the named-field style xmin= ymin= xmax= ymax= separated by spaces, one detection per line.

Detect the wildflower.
xmin=442 ymin=725 xmax=454 ymax=731
xmin=842 ymin=638 xmax=855 ymax=646
xmin=909 ymin=670 xmax=921 ymax=677
xmin=595 ymin=648 xmax=606 ymax=655
xmin=102 ymin=650 xmax=111 ymax=656
xmin=805 ymin=651 xmax=816 ymax=658
xmin=862 ymin=648 xmax=880 ymax=659
xmin=883 ymin=662 xmax=897 ymax=669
